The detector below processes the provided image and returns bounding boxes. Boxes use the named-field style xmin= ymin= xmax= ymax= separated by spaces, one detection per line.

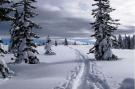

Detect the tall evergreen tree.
xmin=0 ymin=0 xmax=14 ymax=78
xmin=10 ymin=0 xmax=40 ymax=64
xmin=89 ymin=0 xmax=119 ymax=60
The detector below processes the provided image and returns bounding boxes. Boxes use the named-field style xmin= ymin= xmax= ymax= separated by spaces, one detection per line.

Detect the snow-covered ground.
xmin=69 ymin=45 xmax=135 ymax=89
xmin=0 ymin=46 xmax=80 ymax=89
xmin=0 ymin=45 xmax=134 ymax=89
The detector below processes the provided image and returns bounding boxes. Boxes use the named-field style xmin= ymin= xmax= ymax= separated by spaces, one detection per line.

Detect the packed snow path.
xmin=68 ymin=45 xmax=134 ymax=89
xmin=68 ymin=47 xmax=110 ymax=89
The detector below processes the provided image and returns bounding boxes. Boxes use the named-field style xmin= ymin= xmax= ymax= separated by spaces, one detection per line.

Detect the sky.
xmin=0 ymin=0 xmax=135 ymax=39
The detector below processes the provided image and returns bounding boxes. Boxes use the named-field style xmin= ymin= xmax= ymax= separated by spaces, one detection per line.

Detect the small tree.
xmin=133 ymin=35 xmax=135 ymax=49
xmin=0 ymin=38 xmax=6 ymax=78
xmin=127 ymin=36 xmax=131 ymax=49
xmin=130 ymin=35 xmax=134 ymax=49
xmin=64 ymin=38 xmax=68 ymax=46
xmin=89 ymin=0 xmax=119 ymax=60
xmin=0 ymin=39 xmax=5 ymax=57
xmin=0 ymin=38 xmax=13 ymax=78
xmin=118 ymin=34 xmax=123 ymax=49
xmin=45 ymin=36 xmax=55 ymax=55
xmin=123 ymin=34 xmax=128 ymax=49
xmin=73 ymin=41 xmax=77 ymax=45
xmin=55 ymin=40 xmax=58 ymax=46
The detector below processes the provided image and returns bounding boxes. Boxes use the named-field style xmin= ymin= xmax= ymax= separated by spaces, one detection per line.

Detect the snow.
xmin=0 ymin=58 xmax=8 ymax=68
xmin=72 ymin=64 xmax=85 ymax=89
xmin=44 ymin=36 xmax=56 ymax=55
xmin=0 ymin=45 xmax=79 ymax=89
xmin=69 ymin=45 xmax=135 ymax=89
xmin=0 ymin=45 xmax=134 ymax=89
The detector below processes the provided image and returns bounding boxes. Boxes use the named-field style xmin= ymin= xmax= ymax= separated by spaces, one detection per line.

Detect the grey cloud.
xmin=33 ymin=8 xmax=92 ymax=38
xmin=0 ymin=0 xmax=135 ymax=38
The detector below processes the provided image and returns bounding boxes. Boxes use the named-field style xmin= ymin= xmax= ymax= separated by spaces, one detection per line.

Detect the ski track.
xmin=69 ymin=47 xmax=110 ymax=89
xmin=71 ymin=47 xmax=90 ymax=89
xmin=0 ymin=46 xmax=111 ymax=89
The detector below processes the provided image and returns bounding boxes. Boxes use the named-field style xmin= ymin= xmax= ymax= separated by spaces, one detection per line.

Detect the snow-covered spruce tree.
xmin=0 ymin=38 xmax=13 ymax=78
xmin=74 ymin=41 xmax=77 ymax=45
xmin=10 ymin=0 xmax=40 ymax=64
xmin=118 ymin=34 xmax=123 ymax=49
xmin=130 ymin=35 xmax=134 ymax=49
xmin=64 ymin=38 xmax=68 ymax=46
xmin=45 ymin=36 xmax=56 ymax=55
xmin=89 ymin=0 xmax=119 ymax=60
xmin=132 ymin=35 xmax=135 ymax=49
xmin=127 ymin=36 xmax=131 ymax=49
xmin=112 ymin=35 xmax=119 ymax=49
xmin=0 ymin=0 xmax=14 ymax=78
xmin=55 ymin=40 xmax=58 ymax=46
xmin=123 ymin=34 xmax=128 ymax=49
xmin=0 ymin=38 xmax=6 ymax=57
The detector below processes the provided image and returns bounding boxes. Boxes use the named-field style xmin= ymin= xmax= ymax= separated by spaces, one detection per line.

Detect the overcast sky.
xmin=0 ymin=0 xmax=135 ymax=38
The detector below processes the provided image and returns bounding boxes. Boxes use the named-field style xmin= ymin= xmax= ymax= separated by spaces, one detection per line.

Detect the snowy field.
xmin=0 ymin=45 xmax=134 ymax=89
xmin=69 ymin=45 xmax=135 ymax=89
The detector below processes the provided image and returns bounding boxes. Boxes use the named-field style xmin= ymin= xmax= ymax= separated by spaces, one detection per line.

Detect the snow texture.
xmin=0 ymin=45 xmax=134 ymax=89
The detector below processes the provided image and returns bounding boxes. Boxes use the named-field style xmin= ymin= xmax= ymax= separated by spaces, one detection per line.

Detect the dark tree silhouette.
xmin=10 ymin=0 xmax=40 ymax=64
xmin=89 ymin=0 xmax=119 ymax=60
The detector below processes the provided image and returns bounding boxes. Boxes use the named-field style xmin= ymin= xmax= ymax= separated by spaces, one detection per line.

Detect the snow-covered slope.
xmin=0 ymin=46 xmax=80 ymax=89
xmin=69 ymin=45 xmax=135 ymax=89
xmin=0 ymin=45 xmax=134 ymax=89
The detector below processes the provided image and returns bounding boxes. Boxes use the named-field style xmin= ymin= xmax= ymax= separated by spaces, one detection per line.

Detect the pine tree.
xmin=10 ymin=0 xmax=40 ymax=64
xmin=133 ymin=35 xmax=135 ymax=49
xmin=127 ymin=36 xmax=131 ymax=49
xmin=42 ymin=42 xmax=45 ymax=46
xmin=64 ymin=38 xmax=68 ymax=46
xmin=89 ymin=0 xmax=119 ymax=60
xmin=0 ymin=38 xmax=7 ymax=78
xmin=73 ymin=41 xmax=77 ymax=45
xmin=0 ymin=38 xmax=5 ymax=57
xmin=130 ymin=35 xmax=134 ymax=49
xmin=118 ymin=34 xmax=123 ymax=49
xmin=55 ymin=40 xmax=58 ymax=46
xmin=123 ymin=34 xmax=128 ymax=49
xmin=45 ymin=35 xmax=55 ymax=55
xmin=112 ymin=35 xmax=118 ymax=48
xmin=0 ymin=0 xmax=14 ymax=78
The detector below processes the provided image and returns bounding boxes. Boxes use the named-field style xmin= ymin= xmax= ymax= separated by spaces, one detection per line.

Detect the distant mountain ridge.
xmin=1 ymin=38 xmax=95 ymax=45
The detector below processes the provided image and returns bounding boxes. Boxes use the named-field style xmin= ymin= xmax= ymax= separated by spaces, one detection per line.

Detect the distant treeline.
xmin=113 ymin=34 xmax=135 ymax=49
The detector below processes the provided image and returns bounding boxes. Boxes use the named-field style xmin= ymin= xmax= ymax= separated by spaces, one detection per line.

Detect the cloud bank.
xmin=0 ymin=0 xmax=135 ymax=38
